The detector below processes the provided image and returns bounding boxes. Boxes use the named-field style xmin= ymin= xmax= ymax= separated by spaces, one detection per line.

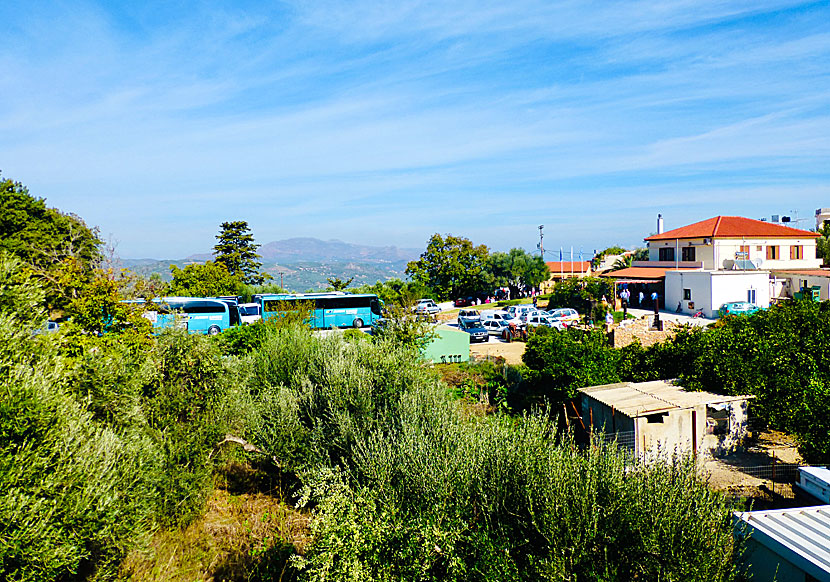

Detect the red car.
xmin=454 ymin=297 xmax=474 ymax=307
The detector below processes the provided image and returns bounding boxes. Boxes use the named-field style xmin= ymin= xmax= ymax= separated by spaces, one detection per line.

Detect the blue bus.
xmin=257 ymin=293 xmax=382 ymax=329
xmin=126 ymin=297 xmax=236 ymax=335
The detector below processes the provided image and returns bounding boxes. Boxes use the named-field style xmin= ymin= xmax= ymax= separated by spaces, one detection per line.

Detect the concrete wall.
xmin=610 ymin=316 xmax=680 ymax=348
xmin=739 ymin=538 xmax=810 ymax=582
xmin=648 ymin=238 xmax=715 ymax=267
xmin=772 ymin=273 xmax=830 ymax=301
xmin=665 ymin=270 xmax=770 ymax=318
xmin=584 ymin=397 xmax=750 ymax=460
xmin=714 ymin=237 xmax=820 ymax=270
xmin=648 ymin=236 xmax=820 ymax=270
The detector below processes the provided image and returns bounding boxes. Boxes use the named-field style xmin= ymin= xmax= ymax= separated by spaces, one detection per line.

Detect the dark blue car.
xmin=458 ymin=319 xmax=489 ymax=342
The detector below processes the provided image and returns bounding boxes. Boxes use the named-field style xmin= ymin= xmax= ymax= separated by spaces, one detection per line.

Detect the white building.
xmin=734 ymin=505 xmax=830 ymax=582
xmin=580 ymin=380 xmax=752 ymax=460
xmin=606 ymin=216 xmax=823 ymax=317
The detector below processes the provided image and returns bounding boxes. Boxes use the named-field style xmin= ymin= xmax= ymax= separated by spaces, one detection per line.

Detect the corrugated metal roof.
xmin=579 ymin=380 xmax=752 ymax=417
xmin=735 ymin=505 xmax=830 ymax=577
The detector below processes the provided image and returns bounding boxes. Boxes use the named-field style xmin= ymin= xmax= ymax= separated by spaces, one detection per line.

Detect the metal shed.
xmin=579 ymin=380 xmax=752 ymax=458
xmin=734 ymin=505 xmax=830 ymax=582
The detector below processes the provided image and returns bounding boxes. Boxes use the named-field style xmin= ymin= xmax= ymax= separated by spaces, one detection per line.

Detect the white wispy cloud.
xmin=0 ymin=0 xmax=827 ymax=257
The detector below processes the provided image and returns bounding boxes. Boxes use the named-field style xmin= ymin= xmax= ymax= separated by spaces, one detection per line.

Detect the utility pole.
xmin=279 ymin=271 xmax=284 ymax=290
xmin=538 ymin=225 xmax=544 ymax=259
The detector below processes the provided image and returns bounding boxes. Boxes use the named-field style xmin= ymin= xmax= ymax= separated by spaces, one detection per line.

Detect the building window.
xmin=739 ymin=245 xmax=750 ymax=258
xmin=681 ymin=246 xmax=696 ymax=262
xmin=790 ymin=245 xmax=803 ymax=260
xmin=766 ymin=246 xmax=779 ymax=260
xmin=683 ymin=288 xmax=692 ymax=300
xmin=756 ymin=245 xmax=763 ymax=251
xmin=659 ymin=247 xmax=675 ymax=261
xmin=747 ymin=289 xmax=756 ymax=304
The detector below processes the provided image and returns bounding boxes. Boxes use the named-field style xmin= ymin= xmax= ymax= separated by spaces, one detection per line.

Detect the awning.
xmin=600 ymin=267 xmax=669 ymax=280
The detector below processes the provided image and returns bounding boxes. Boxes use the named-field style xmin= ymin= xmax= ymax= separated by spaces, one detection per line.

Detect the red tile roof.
xmin=546 ymin=261 xmax=591 ymax=272
xmin=645 ymin=216 xmax=819 ymax=241
xmin=599 ymin=266 xmax=695 ymax=280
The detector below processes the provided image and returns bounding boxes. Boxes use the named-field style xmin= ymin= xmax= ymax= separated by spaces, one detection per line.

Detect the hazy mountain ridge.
xmin=120 ymin=237 xmax=422 ymax=290
xmin=185 ymin=237 xmax=420 ymax=264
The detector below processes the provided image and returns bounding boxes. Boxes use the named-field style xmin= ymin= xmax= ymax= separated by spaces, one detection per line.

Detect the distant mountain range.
xmin=120 ymin=237 xmax=422 ymax=291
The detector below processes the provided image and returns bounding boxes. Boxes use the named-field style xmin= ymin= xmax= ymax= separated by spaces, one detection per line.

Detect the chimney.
xmin=657 ymin=214 xmax=664 ymax=234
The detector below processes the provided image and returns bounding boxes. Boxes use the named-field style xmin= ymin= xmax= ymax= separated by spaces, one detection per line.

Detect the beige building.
xmin=605 ymin=216 xmax=825 ymax=316
xmin=580 ymin=380 xmax=753 ymax=460
xmin=541 ymin=261 xmax=591 ymax=292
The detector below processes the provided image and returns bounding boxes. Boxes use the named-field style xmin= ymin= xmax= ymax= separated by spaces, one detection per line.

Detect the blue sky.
xmin=2 ymin=1 xmax=829 ymax=259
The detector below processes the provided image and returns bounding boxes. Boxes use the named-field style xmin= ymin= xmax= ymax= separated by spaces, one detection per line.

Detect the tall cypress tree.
xmin=213 ymin=221 xmax=269 ymax=285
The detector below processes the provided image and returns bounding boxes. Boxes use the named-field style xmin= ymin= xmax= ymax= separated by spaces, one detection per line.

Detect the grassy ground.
xmin=121 ymin=462 xmax=309 ymax=582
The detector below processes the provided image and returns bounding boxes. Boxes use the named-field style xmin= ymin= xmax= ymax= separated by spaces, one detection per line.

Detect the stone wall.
xmin=610 ymin=315 xmax=680 ymax=348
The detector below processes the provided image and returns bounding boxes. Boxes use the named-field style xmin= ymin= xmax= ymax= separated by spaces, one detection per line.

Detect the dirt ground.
xmin=468 ymin=338 xmax=527 ymax=365
xmin=703 ymin=430 xmax=803 ymax=504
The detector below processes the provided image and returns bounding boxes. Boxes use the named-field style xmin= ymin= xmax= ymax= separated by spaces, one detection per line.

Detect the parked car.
xmin=527 ymin=313 xmax=565 ymax=330
xmin=457 ymin=309 xmax=482 ymax=325
xmin=414 ymin=299 xmax=441 ymax=315
xmin=454 ymin=297 xmax=475 ymax=307
xmin=718 ymin=302 xmax=761 ymax=317
xmin=505 ymin=304 xmax=537 ymax=319
xmin=482 ymin=319 xmax=509 ymax=336
xmin=480 ymin=310 xmax=517 ymax=323
xmin=458 ymin=318 xmax=489 ymax=342
xmin=547 ymin=307 xmax=580 ymax=327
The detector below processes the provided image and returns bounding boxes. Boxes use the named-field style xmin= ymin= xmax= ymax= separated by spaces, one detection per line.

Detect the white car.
xmin=527 ymin=313 xmax=566 ymax=330
xmin=414 ymin=299 xmax=440 ymax=315
xmin=547 ymin=307 xmax=580 ymax=327
xmin=480 ymin=310 xmax=516 ymax=323
xmin=237 ymin=302 xmax=261 ymax=324
xmin=482 ymin=319 xmax=510 ymax=336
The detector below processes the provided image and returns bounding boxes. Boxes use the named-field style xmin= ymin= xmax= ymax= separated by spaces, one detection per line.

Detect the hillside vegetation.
xmin=0 ymin=251 xmax=744 ymax=581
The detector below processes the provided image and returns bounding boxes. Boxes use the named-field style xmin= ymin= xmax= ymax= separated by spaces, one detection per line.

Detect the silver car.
xmin=482 ymin=319 xmax=510 ymax=336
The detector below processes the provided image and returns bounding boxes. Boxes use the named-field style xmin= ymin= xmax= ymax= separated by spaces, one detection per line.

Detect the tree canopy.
xmin=405 ymin=234 xmax=491 ymax=301
xmin=0 ymin=176 xmax=101 ymax=272
xmin=0 ymin=175 xmax=102 ymax=311
xmin=488 ymin=248 xmax=549 ymax=297
xmin=213 ymin=221 xmax=270 ymax=285
xmin=169 ymin=261 xmax=243 ymax=297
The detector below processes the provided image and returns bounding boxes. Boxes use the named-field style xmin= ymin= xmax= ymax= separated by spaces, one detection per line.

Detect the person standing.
xmin=651 ymin=290 xmax=659 ymax=314
xmin=638 ymin=290 xmax=644 ymax=306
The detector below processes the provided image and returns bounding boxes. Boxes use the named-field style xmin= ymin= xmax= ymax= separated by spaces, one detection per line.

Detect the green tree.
xmin=488 ymin=248 xmax=549 ymax=297
xmin=816 ymin=223 xmax=830 ymax=266
xmin=611 ymin=255 xmax=632 ymax=271
xmin=326 ymin=276 xmax=353 ymax=291
xmin=406 ymin=234 xmax=491 ymax=301
xmin=213 ymin=221 xmax=270 ymax=285
xmin=0 ymin=175 xmax=102 ymax=310
xmin=350 ymin=278 xmax=433 ymax=306
xmin=520 ymin=326 xmax=621 ymax=409
xmin=169 ymin=261 xmax=242 ymax=297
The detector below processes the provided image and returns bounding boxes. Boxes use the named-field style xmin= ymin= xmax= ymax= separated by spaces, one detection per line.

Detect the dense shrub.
xmin=622 ymin=300 xmax=830 ymax=462
xmin=295 ymin=401 xmax=739 ymax=581
xmin=0 ymin=317 xmax=157 ymax=581
xmin=519 ymin=326 xmax=620 ymax=410
xmin=246 ymin=326 xmax=441 ymax=472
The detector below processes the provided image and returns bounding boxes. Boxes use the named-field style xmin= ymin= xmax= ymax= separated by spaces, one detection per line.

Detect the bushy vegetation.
xmin=0 ymin=253 xmax=247 ymax=580
xmin=1 ymin=244 xmax=746 ymax=581
xmin=544 ymin=277 xmax=613 ymax=322
xmin=520 ymin=297 xmax=830 ymax=463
